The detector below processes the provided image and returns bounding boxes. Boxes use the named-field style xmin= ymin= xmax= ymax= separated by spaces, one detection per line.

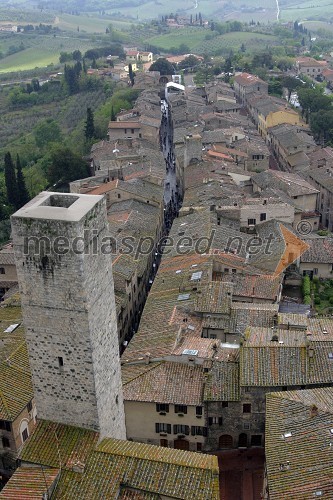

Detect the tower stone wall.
xmin=184 ymin=134 xmax=203 ymax=168
xmin=11 ymin=192 xmax=126 ymax=439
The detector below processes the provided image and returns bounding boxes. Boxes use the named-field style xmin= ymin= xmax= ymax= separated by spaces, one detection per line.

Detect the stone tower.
xmin=11 ymin=192 xmax=126 ymax=440
xmin=184 ymin=134 xmax=203 ymax=168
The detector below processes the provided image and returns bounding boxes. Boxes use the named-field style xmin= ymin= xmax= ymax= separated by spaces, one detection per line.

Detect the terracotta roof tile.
xmin=15 ymin=420 xmax=219 ymax=499
xmin=265 ymin=387 xmax=333 ymax=499
xmin=123 ymin=362 xmax=204 ymax=405
xmin=0 ymin=466 xmax=59 ymax=499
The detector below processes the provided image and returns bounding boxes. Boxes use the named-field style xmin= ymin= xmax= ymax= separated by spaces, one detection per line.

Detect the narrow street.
xmin=144 ymin=93 xmax=181 ymax=296
xmin=160 ymin=96 xmax=181 ymax=233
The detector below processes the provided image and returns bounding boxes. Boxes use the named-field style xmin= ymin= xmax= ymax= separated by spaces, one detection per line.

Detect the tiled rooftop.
xmin=265 ymin=387 xmax=333 ymax=499
xmin=252 ymin=170 xmax=319 ymax=197
xmin=0 ymin=466 xmax=59 ymax=499
xmin=234 ymin=73 xmax=266 ymax=87
xmin=123 ymin=361 xmax=204 ymax=405
xmin=204 ymin=359 xmax=240 ymax=402
xmin=0 ymin=304 xmax=33 ymax=421
xmin=15 ymin=420 xmax=220 ymax=499
xmin=301 ymin=238 xmax=333 ymax=263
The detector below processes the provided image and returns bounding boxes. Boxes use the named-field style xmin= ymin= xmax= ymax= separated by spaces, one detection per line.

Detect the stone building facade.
xmin=11 ymin=192 xmax=126 ymax=440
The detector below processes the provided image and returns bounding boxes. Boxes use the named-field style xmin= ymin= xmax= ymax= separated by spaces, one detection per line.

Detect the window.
xmin=117 ymin=193 xmax=121 ymax=199
xmin=314 ymin=268 xmax=318 ymax=275
xmin=156 ymin=403 xmax=169 ymax=413
xmin=160 ymin=439 xmax=168 ymax=447
xmin=173 ymin=425 xmax=189 ymax=435
xmin=243 ymin=404 xmax=251 ymax=414
xmin=197 ymin=443 xmax=202 ymax=451
xmin=224 ymin=268 xmax=229 ymax=273
xmin=248 ymin=218 xmax=256 ymax=226
xmin=155 ymin=423 xmax=171 ymax=434
xmin=260 ymin=213 xmax=266 ymax=222
xmin=2 ymin=437 xmax=10 ymax=448
xmin=175 ymin=405 xmax=187 ymax=414
xmin=131 ymin=129 xmax=134 ymax=134
xmin=0 ymin=268 xmax=5 ymax=274
xmin=232 ymin=269 xmax=236 ymax=274
xmin=196 ymin=406 xmax=203 ymax=416
xmin=58 ymin=356 xmax=64 ymax=368
xmin=208 ymin=417 xmax=222 ymax=426
xmin=191 ymin=426 xmax=208 ymax=436
xmin=251 ymin=435 xmax=262 ymax=446
xmin=22 ymin=428 xmax=29 ymax=442
xmin=0 ymin=420 xmax=11 ymax=432
xmin=27 ymin=401 xmax=32 ymax=413
xmin=222 ymin=402 xmax=228 ymax=408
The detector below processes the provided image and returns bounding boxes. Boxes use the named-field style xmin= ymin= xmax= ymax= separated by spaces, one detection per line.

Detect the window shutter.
xmin=155 ymin=423 xmax=159 ymax=433
xmin=191 ymin=426 xmax=196 ymax=436
xmin=218 ymin=417 xmax=223 ymax=426
xmin=185 ymin=426 xmax=190 ymax=435
xmin=167 ymin=424 xmax=171 ymax=434
xmin=173 ymin=425 xmax=177 ymax=434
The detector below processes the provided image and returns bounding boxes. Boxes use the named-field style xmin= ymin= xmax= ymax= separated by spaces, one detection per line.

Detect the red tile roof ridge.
xmin=88 ymin=179 xmax=118 ymax=195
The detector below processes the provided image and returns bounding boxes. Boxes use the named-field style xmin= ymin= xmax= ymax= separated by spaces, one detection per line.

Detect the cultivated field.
xmin=198 ymin=31 xmax=279 ymax=55
xmin=145 ymin=28 xmax=279 ymax=54
xmin=145 ymin=27 xmax=208 ymax=51
xmin=280 ymin=0 xmax=333 ymax=22
xmin=0 ymin=35 xmax=100 ymax=73
xmin=301 ymin=20 xmax=333 ymax=33
xmin=105 ymin=0 xmax=276 ymax=23
xmin=54 ymin=13 xmax=133 ymax=33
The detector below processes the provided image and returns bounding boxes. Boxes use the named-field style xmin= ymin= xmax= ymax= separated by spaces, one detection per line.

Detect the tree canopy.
xmin=149 ymin=58 xmax=175 ymax=75
xmin=34 ymin=119 xmax=62 ymax=150
xmin=46 ymin=146 xmax=90 ymax=185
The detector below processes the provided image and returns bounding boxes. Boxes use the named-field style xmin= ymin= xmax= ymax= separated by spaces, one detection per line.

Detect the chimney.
xmin=310 ymin=404 xmax=318 ymax=418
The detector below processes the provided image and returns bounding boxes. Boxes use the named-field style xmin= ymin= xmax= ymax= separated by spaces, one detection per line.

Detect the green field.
xmin=280 ymin=0 xmax=333 ymax=22
xmin=103 ymin=0 xmax=278 ymax=22
xmin=0 ymin=36 xmax=98 ymax=73
xmin=198 ymin=31 xmax=279 ymax=54
xmin=55 ymin=13 xmax=133 ymax=33
xmin=145 ymin=27 xmax=208 ymax=51
xmin=145 ymin=28 xmax=279 ymax=54
xmin=300 ymin=20 xmax=333 ymax=33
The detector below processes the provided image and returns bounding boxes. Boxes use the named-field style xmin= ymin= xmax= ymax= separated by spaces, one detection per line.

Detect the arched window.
xmin=238 ymin=433 xmax=247 ymax=448
xmin=19 ymin=419 xmax=29 ymax=444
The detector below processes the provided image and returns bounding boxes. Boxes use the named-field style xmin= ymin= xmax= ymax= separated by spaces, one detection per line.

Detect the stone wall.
xmin=11 ymin=192 xmax=126 ymax=440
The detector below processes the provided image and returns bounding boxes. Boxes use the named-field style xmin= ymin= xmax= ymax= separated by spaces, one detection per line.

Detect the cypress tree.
xmin=4 ymin=152 xmax=18 ymax=208
xmin=110 ymin=105 xmax=116 ymax=121
xmin=128 ymin=63 xmax=135 ymax=86
xmin=85 ymin=107 xmax=95 ymax=140
xmin=16 ymin=154 xmax=29 ymax=208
